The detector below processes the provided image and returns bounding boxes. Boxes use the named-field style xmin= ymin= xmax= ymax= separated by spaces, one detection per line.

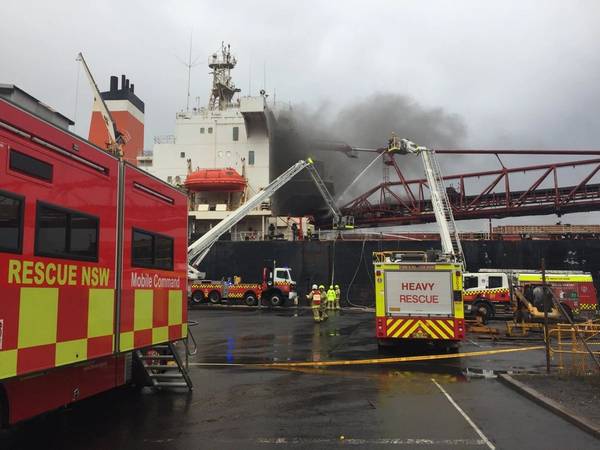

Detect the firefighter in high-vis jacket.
xmin=326 ymin=285 xmax=336 ymax=310
xmin=318 ymin=284 xmax=329 ymax=318
xmin=334 ymin=284 xmax=341 ymax=310
xmin=307 ymin=284 xmax=326 ymax=322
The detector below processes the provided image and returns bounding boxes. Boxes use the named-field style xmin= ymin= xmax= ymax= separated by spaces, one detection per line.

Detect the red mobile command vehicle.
xmin=0 ymin=95 xmax=188 ymax=425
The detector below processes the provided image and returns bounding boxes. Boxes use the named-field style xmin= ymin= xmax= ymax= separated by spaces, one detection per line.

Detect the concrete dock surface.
xmin=1 ymin=308 xmax=598 ymax=449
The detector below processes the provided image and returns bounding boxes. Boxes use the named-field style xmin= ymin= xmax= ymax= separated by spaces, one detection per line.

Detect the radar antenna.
xmin=208 ymin=42 xmax=241 ymax=110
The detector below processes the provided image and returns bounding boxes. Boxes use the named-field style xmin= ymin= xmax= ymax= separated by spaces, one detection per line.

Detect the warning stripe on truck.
xmin=386 ymin=317 xmax=455 ymax=339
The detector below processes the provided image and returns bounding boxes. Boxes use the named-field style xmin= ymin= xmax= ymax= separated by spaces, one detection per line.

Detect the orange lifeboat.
xmin=184 ymin=167 xmax=246 ymax=192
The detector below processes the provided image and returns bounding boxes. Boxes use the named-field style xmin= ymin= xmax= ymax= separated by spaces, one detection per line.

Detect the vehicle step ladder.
xmin=135 ymin=342 xmax=193 ymax=390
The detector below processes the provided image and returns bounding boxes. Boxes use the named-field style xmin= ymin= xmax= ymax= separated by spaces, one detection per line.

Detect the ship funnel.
xmin=110 ymin=76 xmax=118 ymax=92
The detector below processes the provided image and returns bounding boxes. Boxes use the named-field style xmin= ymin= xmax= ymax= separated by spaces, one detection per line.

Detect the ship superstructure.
xmin=140 ymin=43 xmax=274 ymax=239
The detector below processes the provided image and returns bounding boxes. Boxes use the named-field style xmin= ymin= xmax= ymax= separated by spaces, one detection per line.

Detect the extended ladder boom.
xmin=305 ymin=164 xmax=354 ymax=229
xmin=389 ymin=136 xmax=464 ymax=266
xmin=188 ymin=159 xmax=312 ymax=265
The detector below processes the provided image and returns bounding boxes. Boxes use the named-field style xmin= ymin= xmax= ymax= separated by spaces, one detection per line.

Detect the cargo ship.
xmin=198 ymin=237 xmax=600 ymax=308
xmin=134 ymin=43 xmax=334 ymax=240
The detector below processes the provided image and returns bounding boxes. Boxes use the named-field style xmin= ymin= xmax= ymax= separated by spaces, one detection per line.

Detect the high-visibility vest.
xmin=327 ymin=289 xmax=336 ymax=301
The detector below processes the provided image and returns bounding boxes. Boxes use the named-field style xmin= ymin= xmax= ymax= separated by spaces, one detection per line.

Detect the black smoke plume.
xmin=270 ymin=93 xmax=467 ymax=216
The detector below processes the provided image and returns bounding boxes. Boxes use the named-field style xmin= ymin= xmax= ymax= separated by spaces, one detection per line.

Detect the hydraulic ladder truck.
xmin=374 ymin=136 xmax=466 ymax=350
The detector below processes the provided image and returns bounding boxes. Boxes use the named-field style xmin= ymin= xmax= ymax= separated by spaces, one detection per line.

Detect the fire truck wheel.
xmin=474 ymin=301 xmax=493 ymax=324
xmin=445 ymin=343 xmax=460 ymax=354
xmin=191 ymin=290 xmax=205 ymax=304
xmin=244 ymin=292 xmax=258 ymax=306
xmin=515 ymin=308 xmax=532 ymax=323
xmin=269 ymin=292 xmax=284 ymax=307
xmin=208 ymin=290 xmax=221 ymax=304
xmin=560 ymin=303 xmax=574 ymax=322
xmin=0 ymin=387 xmax=6 ymax=427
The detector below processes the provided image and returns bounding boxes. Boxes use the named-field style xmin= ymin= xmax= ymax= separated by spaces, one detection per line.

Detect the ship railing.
xmin=232 ymin=231 xmax=262 ymax=241
xmin=231 ymin=229 xmax=300 ymax=242
xmin=154 ymin=135 xmax=176 ymax=144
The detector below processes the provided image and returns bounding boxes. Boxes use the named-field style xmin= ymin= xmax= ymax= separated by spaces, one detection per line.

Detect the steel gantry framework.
xmin=339 ymin=149 xmax=600 ymax=227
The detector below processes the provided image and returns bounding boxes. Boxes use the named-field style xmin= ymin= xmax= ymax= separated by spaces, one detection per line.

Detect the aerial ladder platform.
xmin=189 ymin=159 xmax=312 ymax=267
xmin=305 ymin=163 xmax=354 ymax=230
xmin=387 ymin=135 xmax=465 ymax=267
xmin=188 ymin=158 xmax=353 ymax=269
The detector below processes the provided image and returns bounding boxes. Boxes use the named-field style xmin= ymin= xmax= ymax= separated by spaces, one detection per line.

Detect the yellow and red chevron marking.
xmin=385 ymin=317 xmax=455 ymax=340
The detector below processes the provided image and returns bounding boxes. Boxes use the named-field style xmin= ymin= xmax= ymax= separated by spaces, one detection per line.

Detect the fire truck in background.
xmin=462 ymin=272 xmax=511 ymax=319
xmin=374 ymin=137 xmax=465 ymax=350
xmin=190 ymin=264 xmax=297 ymax=306
xmin=516 ymin=272 xmax=598 ymax=320
xmin=465 ymin=269 xmax=598 ymax=322
xmin=185 ymin=153 xmax=350 ymax=306
xmin=0 ymin=90 xmax=189 ymax=423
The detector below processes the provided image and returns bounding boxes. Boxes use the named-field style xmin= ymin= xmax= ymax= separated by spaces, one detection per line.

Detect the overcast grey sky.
xmin=2 ymin=0 xmax=600 ymax=228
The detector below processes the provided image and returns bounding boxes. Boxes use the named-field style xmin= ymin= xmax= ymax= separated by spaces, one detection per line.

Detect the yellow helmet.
xmin=330 ymin=285 xmax=334 ymax=289
xmin=335 ymin=285 xmax=340 ymax=289
xmin=319 ymin=284 xmax=324 ymax=289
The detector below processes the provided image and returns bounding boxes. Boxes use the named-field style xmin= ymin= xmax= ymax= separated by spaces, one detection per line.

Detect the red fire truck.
xmin=0 ymin=96 xmax=188 ymax=425
xmin=190 ymin=265 xmax=297 ymax=307
xmin=515 ymin=272 xmax=598 ymax=321
xmin=462 ymin=272 xmax=511 ymax=319
xmin=464 ymin=270 xmax=598 ymax=321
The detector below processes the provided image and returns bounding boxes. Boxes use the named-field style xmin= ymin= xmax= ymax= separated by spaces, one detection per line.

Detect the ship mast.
xmin=208 ymin=42 xmax=241 ymax=110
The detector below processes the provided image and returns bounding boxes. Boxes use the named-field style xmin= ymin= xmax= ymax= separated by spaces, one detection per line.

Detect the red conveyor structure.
xmin=339 ymin=149 xmax=600 ymax=227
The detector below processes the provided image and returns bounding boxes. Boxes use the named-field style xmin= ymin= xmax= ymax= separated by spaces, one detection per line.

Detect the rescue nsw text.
xmin=7 ymin=259 xmax=110 ymax=287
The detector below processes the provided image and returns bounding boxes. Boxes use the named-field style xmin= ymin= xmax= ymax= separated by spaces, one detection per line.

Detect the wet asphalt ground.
xmin=2 ymin=306 xmax=599 ymax=449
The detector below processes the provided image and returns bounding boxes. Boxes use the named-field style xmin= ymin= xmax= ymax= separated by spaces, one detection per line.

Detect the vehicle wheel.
xmin=244 ymin=292 xmax=258 ymax=306
xmin=0 ymin=389 xmax=7 ymax=428
xmin=560 ymin=304 xmax=574 ymax=323
xmin=208 ymin=290 xmax=221 ymax=304
xmin=191 ymin=290 xmax=205 ymax=304
xmin=515 ymin=308 xmax=532 ymax=323
xmin=474 ymin=302 xmax=493 ymax=324
xmin=269 ymin=293 xmax=284 ymax=307
xmin=445 ymin=343 xmax=460 ymax=354
xmin=377 ymin=340 xmax=393 ymax=354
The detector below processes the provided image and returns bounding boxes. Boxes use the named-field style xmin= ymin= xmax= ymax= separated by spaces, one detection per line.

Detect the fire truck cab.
xmin=462 ymin=272 xmax=511 ymax=319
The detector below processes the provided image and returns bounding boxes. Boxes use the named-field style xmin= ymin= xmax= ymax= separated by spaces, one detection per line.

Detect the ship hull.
xmin=198 ymin=239 xmax=600 ymax=307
